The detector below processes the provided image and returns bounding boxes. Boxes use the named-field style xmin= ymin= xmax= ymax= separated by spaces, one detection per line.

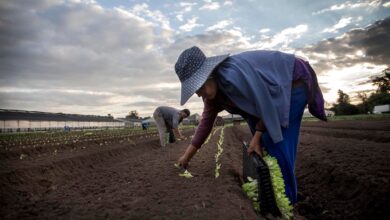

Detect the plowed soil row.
xmin=296 ymin=120 xmax=390 ymax=219
xmin=1 ymin=120 xmax=389 ymax=219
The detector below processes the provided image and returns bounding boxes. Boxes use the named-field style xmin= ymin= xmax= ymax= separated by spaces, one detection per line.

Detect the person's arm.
xmin=177 ymin=144 xmax=198 ymax=169
xmin=248 ymin=119 xmax=265 ymax=156
xmin=191 ymin=99 xmax=221 ymax=148
xmin=172 ymin=127 xmax=185 ymax=139
xmin=177 ymin=99 xmax=221 ymax=168
xmin=171 ymin=113 xmax=185 ymax=139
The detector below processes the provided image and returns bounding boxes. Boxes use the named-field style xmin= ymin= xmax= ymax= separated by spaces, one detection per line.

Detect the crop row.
xmin=0 ymin=127 xmax=158 ymax=149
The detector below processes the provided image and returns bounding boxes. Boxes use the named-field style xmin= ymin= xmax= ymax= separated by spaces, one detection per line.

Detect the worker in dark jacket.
xmin=174 ymin=46 xmax=326 ymax=204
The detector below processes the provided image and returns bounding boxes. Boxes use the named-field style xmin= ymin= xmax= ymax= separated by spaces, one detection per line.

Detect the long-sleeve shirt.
xmin=155 ymin=106 xmax=181 ymax=129
xmin=191 ymin=57 xmax=325 ymax=148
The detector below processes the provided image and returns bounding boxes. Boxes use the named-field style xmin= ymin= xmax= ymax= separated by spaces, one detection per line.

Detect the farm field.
xmin=0 ymin=120 xmax=389 ymax=219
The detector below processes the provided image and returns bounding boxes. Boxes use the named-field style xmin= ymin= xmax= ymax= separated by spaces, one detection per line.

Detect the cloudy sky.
xmin=0 ymin=0 xmax=389 ymax=118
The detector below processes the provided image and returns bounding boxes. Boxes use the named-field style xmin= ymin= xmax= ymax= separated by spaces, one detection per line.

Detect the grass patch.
xmin=303 ymin=113 xmax=390 ymax=121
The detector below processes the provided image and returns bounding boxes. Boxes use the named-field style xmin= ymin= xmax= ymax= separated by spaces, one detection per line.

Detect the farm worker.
xmin=174 ymin=46 xmax=327 ymax=204
xmin=153 ymin=106 xmax=190 ymax=147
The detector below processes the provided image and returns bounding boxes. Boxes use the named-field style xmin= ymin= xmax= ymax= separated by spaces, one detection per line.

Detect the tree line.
xmin=331 ymin=67 xmax=390 ymax=115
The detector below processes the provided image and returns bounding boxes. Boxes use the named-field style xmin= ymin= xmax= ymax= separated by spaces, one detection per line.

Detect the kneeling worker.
xmin=153 ymin=106 xmax=190 ymax=147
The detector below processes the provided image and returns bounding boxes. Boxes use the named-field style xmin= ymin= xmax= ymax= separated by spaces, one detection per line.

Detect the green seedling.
xmin=174 ymin=163 xmax=181 ymax=169
xmin=179 ymin=170 xmax=193 ymax=178
xmin=242 ymin=154 xmax=293 ymax=219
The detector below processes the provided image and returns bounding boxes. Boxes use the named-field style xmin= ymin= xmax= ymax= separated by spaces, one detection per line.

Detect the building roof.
xmin=187 ymin=113 xmax=201 ymax=120
xmin=117 ymin=118 xmax=143 ymax=123
xmin=0 ymin=109 xmax=120 ymax=122
xmin=142 ymin=118 xmax=155 ymax=123
xmin=222 ymin=114 xmax=243 ymax=119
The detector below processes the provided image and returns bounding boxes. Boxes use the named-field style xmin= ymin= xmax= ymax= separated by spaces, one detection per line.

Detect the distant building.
xmin=373 ymin=104 xmax=390 ymax=114
xmin=222 ymin=114 xmax=244 ymax=124
xmin=303 ymin=108 xmax=334 ymax=118
xmin=117 ymin=118 xmax=143 ymax=128
xmin=183 ymin=113 xmax=201 ymax=125
xmin=0 ymin=109 xmax=124 ymax=133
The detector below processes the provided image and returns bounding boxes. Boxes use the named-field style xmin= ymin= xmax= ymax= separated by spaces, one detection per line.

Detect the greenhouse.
xmin=0 ymin=109 xmax=124 ymax=132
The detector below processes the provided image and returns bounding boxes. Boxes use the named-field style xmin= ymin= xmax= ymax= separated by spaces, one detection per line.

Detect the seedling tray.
xmin=242 ymin=142 xmax=281 ymax=217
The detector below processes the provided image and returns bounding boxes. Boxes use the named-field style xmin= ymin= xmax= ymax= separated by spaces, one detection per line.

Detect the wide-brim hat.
xmin=175 ymin=46 xmax=229 ymax=105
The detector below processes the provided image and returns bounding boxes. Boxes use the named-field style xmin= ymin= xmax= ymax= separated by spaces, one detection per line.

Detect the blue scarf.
xmin=216 ymin=50 xmax=295 ymax=143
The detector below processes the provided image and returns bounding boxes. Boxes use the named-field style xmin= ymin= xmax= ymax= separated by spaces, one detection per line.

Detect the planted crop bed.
xmin=0 ymin=120 xmax=389 ymax=219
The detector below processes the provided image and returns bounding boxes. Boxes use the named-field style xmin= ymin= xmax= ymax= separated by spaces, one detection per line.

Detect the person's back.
xmin=153 ymin=106 xmax=190 ymax=147
xmin=155 ymin=106 xmax=181 ymax=130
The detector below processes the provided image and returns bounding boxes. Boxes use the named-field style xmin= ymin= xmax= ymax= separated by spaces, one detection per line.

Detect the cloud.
xmin=313 ymin=0 xmax=382 ymax=15
xmin=127 ymin=3 xmax=173 ymax=33
xmin=224 ymin=1 xmax=233 ymax=6
xmin=298 ymin=17 xmax=390 ymax=102
xmin=174 ymin=2 xmax=197 ymax=22
xmin=0 ymin=0 xmax=178 ymax=117
xmin=179 ymin=17 xmax=203 ymax=32
xmin=167 ymin=27 xmax=253 ymax=61
xmin=0 ymin=89 xmax=113 ymax=112
xmin=205 ymin=19 xmax=233 ymax=31
xmin=199 ymin=0 xmax=220 ymax=10
xmin=179 ymin=2 xmax=197 ymax=12
xmin=176 ymin=14 xmax=184 ymax=21
xmin=1 ymin=0 xmax=388 ymax=116
xmin=259 ymin=28 xmax=271 ymax=33
xmin=257 ymin=24 xmax=308 ymax=49
xmin=383 ymin=1 xmax=390 ymax=7
xmin=301 ymin=17 xmax=390 ymax=72
xmin=322 ymin=17 xmax=353 ymax=33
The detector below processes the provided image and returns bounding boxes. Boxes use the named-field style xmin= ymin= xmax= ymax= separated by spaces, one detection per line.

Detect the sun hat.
xmin=175 ymin=46 xmax=229 ymax=105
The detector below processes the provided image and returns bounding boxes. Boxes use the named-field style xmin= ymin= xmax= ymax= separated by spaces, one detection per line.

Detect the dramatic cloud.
xmin=313 ymin=0 xmax=382 ymax=15
xmin=299 ymin=17 xmax=390 ymax=102
xmin=302 ymin=17 xmax=390 ymax=71
xmin=0 ymin=1 xmax=177 ymax=117
xmin=322 ymin=17 xmax=354 ymax=33
xmin=258 ymin=24 xmax=308 ymax=49
xmin=0 ymin=0 xmax=388 ymax=116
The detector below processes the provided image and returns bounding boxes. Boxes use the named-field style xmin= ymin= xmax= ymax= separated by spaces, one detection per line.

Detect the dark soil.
xmin=295 ymin=120 xmax=390 ymax=219
xmin=0 ymin=120 xmax=389 ymax=219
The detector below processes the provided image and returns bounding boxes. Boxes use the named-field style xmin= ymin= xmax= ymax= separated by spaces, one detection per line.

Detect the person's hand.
xmin=177 ymin=154 xmax=190 ymax=169
xmin=177 ymin=144 xmax=198 ymax=169
xmin=248 ymin=132 xmax=264 ymax=157
xmin=177 ymin=135 xmax=186 ymax=141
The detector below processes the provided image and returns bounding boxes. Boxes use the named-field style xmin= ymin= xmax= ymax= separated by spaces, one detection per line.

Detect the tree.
xmin=331 ymin=89 xmax=359 ymax=115
xmin=364 ymin=67 xmax=390 ymax=112
xmin=126 ymin=110 xmax=140 ymax=119
xmin=372 ymin=67 xmax=390 ymax=94
xmin=356 ymin=92 xmax=369 ymax=114
xmin=333 ymin=67 xmax=390 ymax=114
xmin=337 ymin=90 xmax=350 ymax=104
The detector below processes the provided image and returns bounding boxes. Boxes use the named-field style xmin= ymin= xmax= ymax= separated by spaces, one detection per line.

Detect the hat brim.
xmin=180 ymin=54 xmax=229 ymax=105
